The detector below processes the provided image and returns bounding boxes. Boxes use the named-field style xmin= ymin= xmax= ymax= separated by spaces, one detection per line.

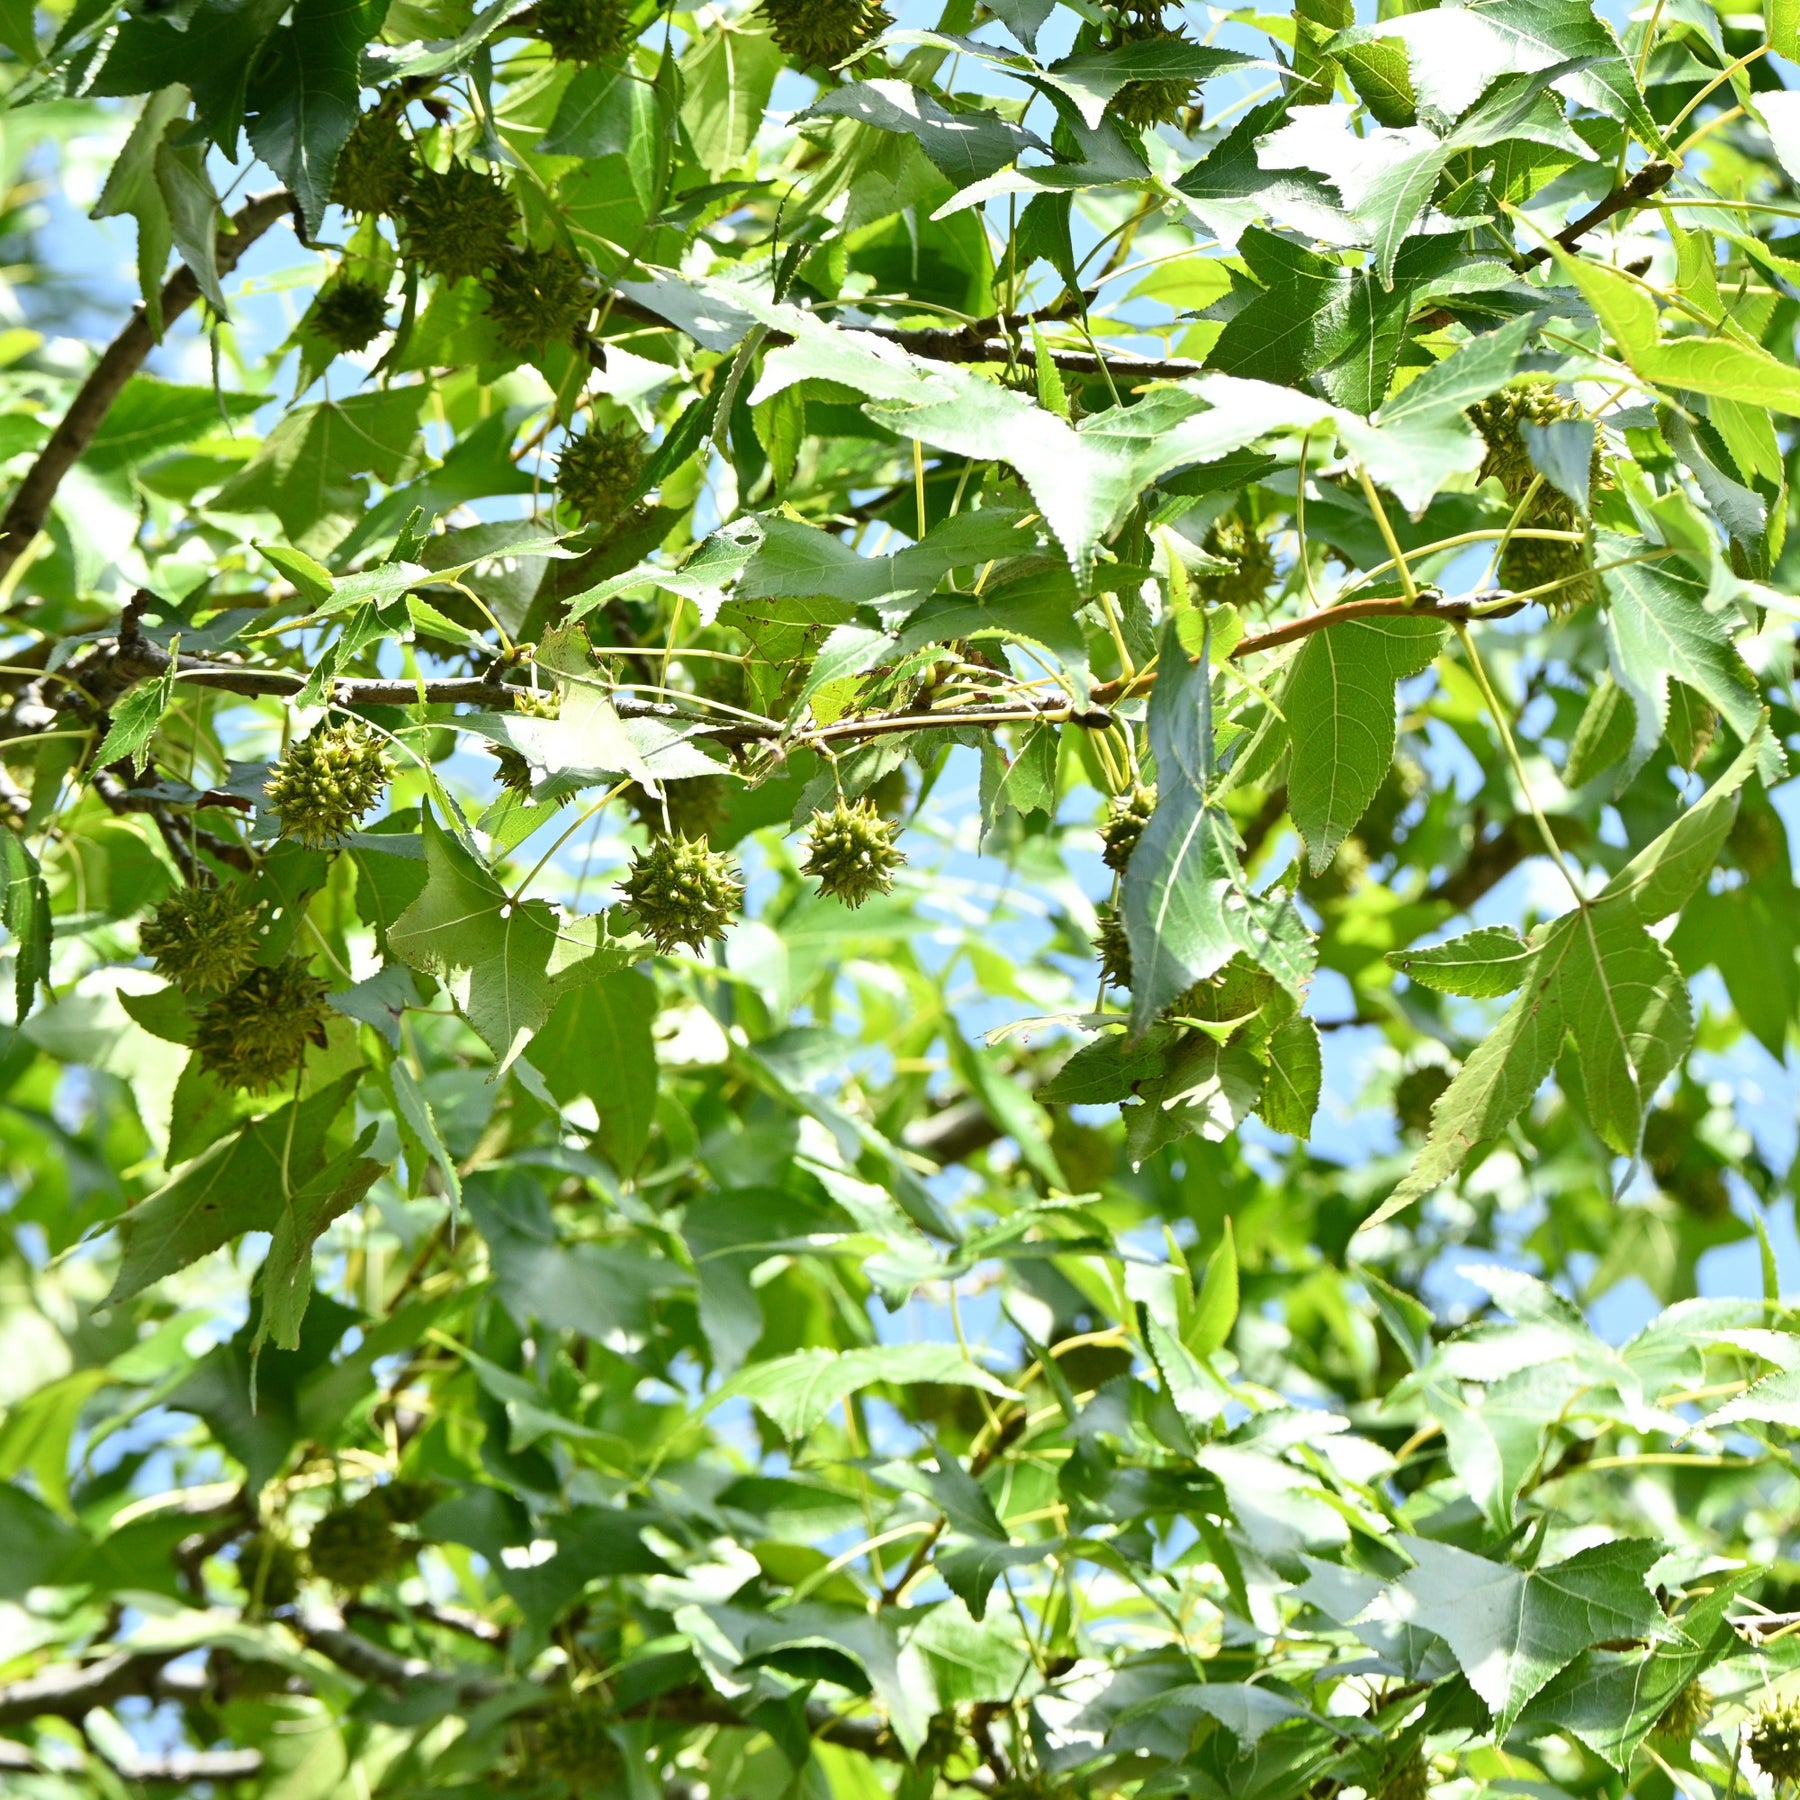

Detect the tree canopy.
xmin=3 ymin=0 xmax=1800 ymax=1793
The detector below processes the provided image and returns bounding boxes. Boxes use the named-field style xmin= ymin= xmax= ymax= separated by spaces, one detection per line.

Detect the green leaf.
xmin=91 ymin=87 xmax=187 ymax=334
xmin=1 ymin=823 xmax=51 ymax=1022
xmin=1516 ymin=1574 xmax=1756 ymax=1769
xmin=1601 ymin=544 xmax=1764 ymax=772
xmin=1388 ymin=926 xmax=1533 ymax=997
xmin=711 ymin=1343 xmax=1019 ymax=1439
xmin=210 ymin=389 xmax=427 ymax=549
xmin=1373 ymin=710 xmax=1766 ymax=1219
xmin=1185 ymin=1218 xmax=1238 ymax=1357
xmin=1392 ymin=1536 xmax=1666 ymax=1732
xmin=525 ymin=971 xmax=659 ymax=1173
xmin=1125 ymin=626 xmax=1314 ymax=1031
xmin=1285 ymin=616 xmax=1444 ymax=873
xmin=245 ymin=0 xmax=384 ymax=235
xmin=96 ymin=640 xmax=180 ymax=774
xmin=681 ymin=22 xmax=783 ymax=177
xmin=389 ymin=1060 xmax=461 ymax=1208
xmin=91 ymin=0 xmax=289 ymax=152
xmin=1563 ymin=672 xmax=1633 ymax=787
xmin=252 ymin=1126 xmax=383 ymax=1354
xmin=806 ymin=81 xmax=1039 ymax=185
xmin=388 ymin=810 xmax=638 ymax=1069
xmin=1040 ymin=39 xmax=1252 ymax=130
xmin=1257 ymin=1014 xmax=1321 ymax=1137
xmin=1775 ymin=0 xmax=1800 ymax=61
xmin=106 ymin=1074 xmax=361 ymax=1309
xmin=1336 ymin=0 xmax=1659 ymax=149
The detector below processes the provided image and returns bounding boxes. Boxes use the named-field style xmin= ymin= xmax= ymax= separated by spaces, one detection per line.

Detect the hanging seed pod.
xmin=761 ymin=0 xmax=888 ymax=69
xmin=331 ymin=112 xmax=416 ymax=216
xmin=1468 ymin=380 xmax=1603 ymax=610
xmin=310 ymin=277 xmax=391 ymax=353
xmin=1103 ymin=3 xmax=1197 ymax=130
xmin=139 ymin=883 xmax=261 ymax=995
xmin=1393 ymin=1064 xmax=1452 ymax=1138
xmin=264 ymin=719 xmax=391 ymax=847
xmin=620 ymin=833 xmax=743 ymax=953
xmin=1197 ymin=513 xmax=1276 ymax=608
xmin=557 ymin=422 xmax=645 ymax=525
xmin=1651 ymin=1679 xmax=1710 ymax=1740
xmin=1751 ymin=1698 xmax=1800 ymax=1782
xmin=306 ymin=1500 xmax=412 ymax=1591
xmin=535 ymin=0 xmax=635 ymax=60
xmin=1100 ymin=784 xmax=1156 ymax=873
xmin=801 ymin=798 xmax=905 ymax=907
xmin=483 ymin=244 xmax=593 ymax=354
xmin=1375 ymin=1749 xmax=1431 ymax=1800
xmin=239 ymin=1530 xmax=303 ymax=1610
xmin=399 ymin=162 xmax=517 ymax=284
xmin=534 ymin=1695 xmax=623 ymax=1787
xmin=1093 ymin=903 xmax=1132 ymax=990
xmin=192 ymin=960 xmax=332 ymax=1091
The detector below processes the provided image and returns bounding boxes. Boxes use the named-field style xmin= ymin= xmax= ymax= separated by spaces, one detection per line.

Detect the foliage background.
xmin=2 ymin=0 xmax=1800 ymax=1795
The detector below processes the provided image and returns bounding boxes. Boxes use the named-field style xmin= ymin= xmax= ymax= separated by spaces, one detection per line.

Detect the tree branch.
xmin=1517 ymin=159 xmax=1676 ymax=271
xmin=0 ymin=188 xmax=295 ymax=585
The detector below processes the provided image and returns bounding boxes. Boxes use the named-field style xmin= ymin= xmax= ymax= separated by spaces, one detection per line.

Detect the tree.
xmin=0 ymin=0 xmax=1798 ymax=1791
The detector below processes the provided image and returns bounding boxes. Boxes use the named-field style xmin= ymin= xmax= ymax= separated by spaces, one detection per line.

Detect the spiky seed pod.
xmin=761 ymin=0 xmax=888 ymax=69
xmin=1394 ymin=1064 xmax=1452 ymax=1138
xmin=1469 ymin=380 xmax=1586 ymax=496
xmin=399 ymin=162 xmax=517 ymax=284
xmin=368 ymin=1478 xmax=439 ymax=1525
xmin=1468 ymin=380 xmax=1603 ymax=610
xmin=493 ymin=746 xmax=564 ymax=805
xmin=306 ymin=1501 xmax=412 ymax=1591
xmin=1651 ymin=1679 xmax=1710 ymax=1740
xmin=310 ymin=278 xmax=391 ymax=353
xmin=1104 ymin=5 xmax=1197 ymax=130
xmin=535 ymin=1696 xmax=623 ymax=1787
xmin=513 ymin=686 xmax=561 ymax=719
xmin=1496 ymin=531 xmax=1594 ymax=611
xmin=535 ymin=0 xmax=635 ymax=60
xmin=557 ymin=422 xmax=644 ymax=525
xmin=483 ymin=244 xmax=594 ymax=354
xmin=1375 ymin=1749 xmax=1431 ymax=1800
xmin=1730 ymin=805 xmax=1786 ymax=880
xmin=1750 ymin=1698 xmax=1800 ymax=1782
xmin=801 ymin=798 xmax=906 ymax=907
xmin=192 ymin=960 xmax=332 ymax=1091
xmin=1198 ymin=513 xmax=1277 ymax=608
xmin=139 ymin=883 xmax=261 ymax=995
xmin=264 ymin=719 xmax=391 ymax=847
xmin=625 ymin=775 xmax=726 ymax=842
xmin=1093 ymin=904 xmax=1132 ymax=991
xmin=239 ymin=1531 xmax=302 ymax=1610
xmin=1101 ymin=784 xmax=1157 ymax=873
xmin=331 ymin=112 xmax=415 ymax=216
xmin=621 ymin=833 xmax=743 ymax=953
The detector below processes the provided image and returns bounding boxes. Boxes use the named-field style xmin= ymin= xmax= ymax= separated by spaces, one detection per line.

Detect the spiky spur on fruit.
xmin=801 ymin=798 xmax=905 ymax=907
xmin=483 ymin=244 xmax=593 ymax=354
xmin=621 ymin=833 xmax=742 ymax=953
xmin=264 ymin=719 xmax=391 ymax=847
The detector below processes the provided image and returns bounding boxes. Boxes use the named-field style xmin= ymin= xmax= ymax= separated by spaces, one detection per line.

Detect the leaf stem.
xmin=1453 ymin=624 xmax=1584 ymax=903
xmin=1355 ymin=466 xmax=1420 ymax=606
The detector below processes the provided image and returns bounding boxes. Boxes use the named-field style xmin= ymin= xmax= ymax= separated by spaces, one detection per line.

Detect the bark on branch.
xmin=0 ymin=188 xmax=295 ymax=586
